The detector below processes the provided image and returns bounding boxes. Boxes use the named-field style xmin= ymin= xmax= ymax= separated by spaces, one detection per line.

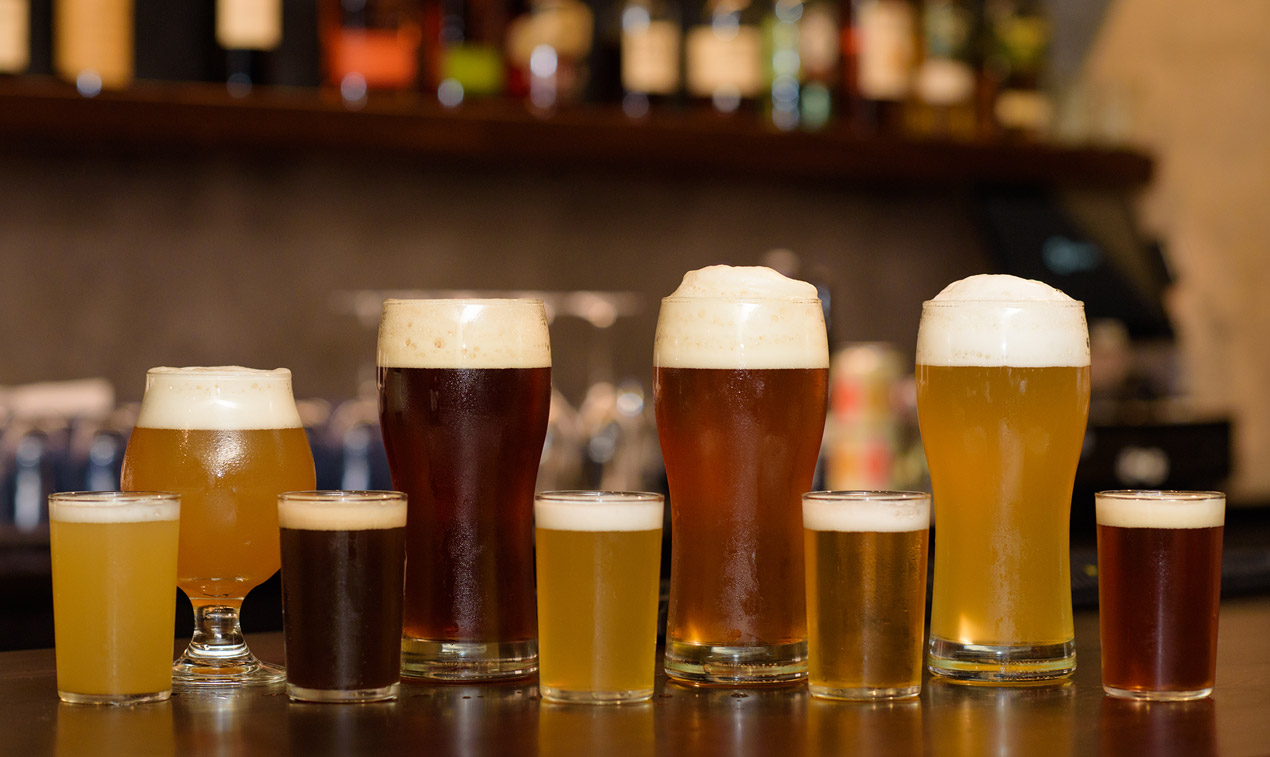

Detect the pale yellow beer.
xmin=534 ymin=491 xmax=663 ymax=704
xmin=50 ymin=492 xmax=180 ymax=704
xmin=916 ymin=275 xmax=1090 ymax=683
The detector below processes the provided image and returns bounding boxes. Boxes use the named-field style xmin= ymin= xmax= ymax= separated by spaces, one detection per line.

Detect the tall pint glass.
xmin=916 ymin=275 xmax=1090 ymax=683
xmin=121 ymin=366 xmax=317 ymax=686
xmin=655 ymin=265 xmax=829 ymax=685
xmin=378 ymin=298 xmax=551 ymax=680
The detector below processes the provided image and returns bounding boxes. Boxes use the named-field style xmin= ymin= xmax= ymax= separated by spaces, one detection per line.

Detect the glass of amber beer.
xmin=916 ymin=275 xmax=1090 ymax=683
xmin=655 ymin=265 xmax=829 ymax=685
xmin=534 ymin=491 xmax=664 ymax=704
xmin=50 ymin=491 xmax=181 ymax=704
xmin=279 ymin=490 xmax=407 ymax=702
xmin=121 ymin=366 xmax=317 ymax=686
xmin=803 ymin=491 xmax=930 ymax=700
xmin=378 ymin=298 xmax=551 ymax=680
xmin=1096 ymin=490 xmax=1224 ymax=701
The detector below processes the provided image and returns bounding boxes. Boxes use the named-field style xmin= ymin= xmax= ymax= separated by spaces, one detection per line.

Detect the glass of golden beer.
xmin=916 ymin=275 xmax=1090 ymax=683
xmin=655 ymin=265 xmax=829 ymax=685
xmin=378 ymin=298 xmax=551 ymax=680
xmin=1096 ymin=490 xmax=1224 ymax=701
xmin=50 ymin=491 xmax=181 ymax=704
xmin=121 ymin=366 xmax=317 ymax=686
xmin=802 ymin=490 xmax=930 ymax=700
xmin=534 ymin=491 xmax=664 ymax=704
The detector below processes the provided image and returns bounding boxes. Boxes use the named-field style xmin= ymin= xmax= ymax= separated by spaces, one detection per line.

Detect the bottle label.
xmin=623 ymin=19 xmax=680 ymax=95
xmin=799 ymin=3 xmax=839 ymax=80
xmin=217 ymin=0 xmax=283 ymax=51
xmin=54 ymin=0 xmax=134 ymax=88
xmin=0 ymin=0 xmax=29 ymax=73
xmin=995 ymin=88 xmax=1052 ymax=132
xmin=686 ymin=24 xmax=762 ymax=98
xmin=916 ymin=57 xmax=974 ymax=105
xmin=442 ymin=44 xmax=505 ymax=95
xmin=856 ymin=0 xmax=914 ymax=101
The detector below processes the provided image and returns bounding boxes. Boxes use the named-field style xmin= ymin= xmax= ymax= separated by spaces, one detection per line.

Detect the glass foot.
xmin=173 ymin=650 xmax=285 ymax=688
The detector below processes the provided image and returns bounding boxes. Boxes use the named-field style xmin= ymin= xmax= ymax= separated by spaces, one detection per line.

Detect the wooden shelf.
xmin=0 ymin=78 xmax=1154 ymax=187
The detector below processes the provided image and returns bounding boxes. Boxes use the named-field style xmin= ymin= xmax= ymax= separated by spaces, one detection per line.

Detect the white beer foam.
xmin=535 ymin=498 xmax=664 ymax=532
xmin=50 ymin=494 xmax=180 ymax=524
xmin=377 ymin=299 xmax=551 ymax=369
xmin=802 ymin=496 xmax=930 ymax=533
xmin=654 ymin=265 xmax=829 ymax=370
xmin=916 ymin=274 xmax=1090 ymax=368
xmin=278 ymin=497 xmax=408 ymax=531
xmin=1096 ymin=493 xmax=1225 ymax=529
xmin=136 ymin=367 xmax=303 ymax=430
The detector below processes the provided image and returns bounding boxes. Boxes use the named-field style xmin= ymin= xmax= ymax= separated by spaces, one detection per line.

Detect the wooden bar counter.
xmin=4 ymin=599 xmax=1268 ymax=755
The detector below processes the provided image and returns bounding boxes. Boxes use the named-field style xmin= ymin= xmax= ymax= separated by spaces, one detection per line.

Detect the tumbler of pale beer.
xmin=121 ymin=366 xmax=316 ymax=686
xmin=802 ymin=491 xmax=930 ymax=700
xmin=916 ymin=275 xmax=1090 ymax=683
xmin=535 ymin=491 xmax=664 ymax=704
xmin=378 ymin=298 xmax=551 ymax=680
xmin=1096 ymin=490 xmax=1224 ymax=701
xmin=279 ymin=490 xmax=407 ymax=703
xmin=50 ymin=491 xmax=180 ymax=704
xmin=655 ymin=265 xmax=829 ymax=685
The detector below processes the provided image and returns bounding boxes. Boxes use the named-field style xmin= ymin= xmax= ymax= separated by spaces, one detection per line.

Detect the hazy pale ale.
xmin=378 ymin=298 xmax=551 ymax=680
xmin=655 ymin=265 xmax=829 ymax=684
xmin=535 ymin=491 xmax=664 ymax=704
xmin=1096 ymin=490 xmax=1224 ymax=701
xmin=121 ymin=366 xmax=316 ymax=686
xmin=803 ymin=491 xmax=929 ymax=700
xmin=916 ymin=275 xmax=1090 ymax=683
xmin=50 ymin=492 xmax=180 ymax=705
xmin=279 ymin=490 xmax=407 ymax=702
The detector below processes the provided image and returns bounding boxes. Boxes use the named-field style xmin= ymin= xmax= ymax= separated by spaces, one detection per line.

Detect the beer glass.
xmin=802 ymin=491 xmax=929 ymax=700
xmin=121 ymin=366 xmax=316 ymax=686
xmin=279 ymin=490 xmax=407 ymax=703
xmin=916 ymin=275 xmax=1090 ymax=683
xmin=50 ymin=491 xmax=180 ymax=704
xmin=534 ymin=491 xmax=664 ymax=704
xmin=654 ymin=265 xmax=829 ymax=685
xmin=1096 ymin=490 xmax=1224 ymax=701
xmin=378 ymin=298 xmax=551 ymax=680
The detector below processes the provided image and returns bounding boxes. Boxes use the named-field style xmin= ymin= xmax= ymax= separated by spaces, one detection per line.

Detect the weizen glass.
xmin=655 ymin=265 xmax=829 ymax=685
xmin=279 ymin=490 xmax=407 ymax=702
xmin=121 ymin=366 xmax=316 ymax=686
xmin=916 ymin=275 xmax=1090 ymax=683
xmin=803 ymin=491 xmax=930 ymax=700
xmin=50 ymin=491 xmax=181 ymax=704
xmin=535 ymin=491 xmax=664 ymax=704
xmin=378 ymin=299 xmax=551 ymax=680
xmin=1096 ymin=490 xmax=1224 ymax=701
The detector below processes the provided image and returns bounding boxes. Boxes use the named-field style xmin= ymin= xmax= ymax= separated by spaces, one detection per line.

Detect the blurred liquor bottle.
xmin=619 ymin=0 xmax=681 ymax=118
xmin=0 ymin=0 xmax=30 ymax=73
xmin=684 ymin=0 xmax=763 ymax=116
xmin=506 ymin=0 xmax=593 ymax=113
xmin=983 ymin=0 xmax=1049 ymax=139
xmin=54 ymin=0 xmax=133 ymax=92
xmin=586 ymin=0 xmax=623 ymax=103
xmin=424 ymin=0 xmax=508 ymax=106
xmin=134 ymin=0 xmax=215 ymax=83
xmin=797 ymin=0 xmax=839 ymax=130
xmin=216 ymin=0 xmax=282 ymax=94
xmin=762 ymin=0 xmax=840 ymax=131
xmin=843 ymin=0 xmax=916 ymax=136
xmin=906 ymin=0 xmax=977 ymax=139
xmin=320 ymin=0 xmax=423 ymax=100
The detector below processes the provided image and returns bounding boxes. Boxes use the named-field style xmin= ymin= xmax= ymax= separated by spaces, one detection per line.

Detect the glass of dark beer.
xmin=378 ymin=298 xmax=552 ymax=680
xmin=279 ymin=490 xmax=407 ymax=703
xmin=1096 ymin=490 xmax=1225 ymax=701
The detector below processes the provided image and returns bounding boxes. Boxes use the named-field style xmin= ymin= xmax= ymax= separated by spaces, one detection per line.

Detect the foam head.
xmin=136 ymin=366 xmax=303 ymax=430
xmin=916 ymin=274 xmax=1090 ymax=368
xmin=654 ymin=265 xmax=829 ymax=370
xmin=802 ymin=491 xmax=930 ymax=532
xmin=534 ymin=491 xmax=664 ymax=532
xmin=1095 ymin=490 xmax=1225 ymax=529
xmin=278 ymin=491 xmax=408 ymax=531
xmin=377 ymin=298 xmax=551 ymax=369
xmin=49 ymin=491 xmax=180 ymax=524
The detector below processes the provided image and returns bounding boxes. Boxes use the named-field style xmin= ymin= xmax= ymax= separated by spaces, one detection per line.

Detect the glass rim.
xmin=802 ymin=490 xmax=931 ymax=503
xmin=145 ymin=366 xmax=292 ymax=380
xmin=660 ymin=295 xmax=822 ymax=305
xmin=49 ymin=491 xmax=180 ymax=504
xmin=1095 ymin=489 xmax=1225 ymax=502
xmin=921 ymin=298 xmax=1086 ymax=309
xmin=382 ymin=297 xmax=545 ymax=308
xmin=279 ymin=490 xmax=406 ymax=504
xmin=535 ymin=490 xmax=664 ymax=504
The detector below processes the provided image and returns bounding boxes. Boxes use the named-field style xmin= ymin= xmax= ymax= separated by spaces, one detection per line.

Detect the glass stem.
xmin=186 ymin=601 xmax=250 ymax=661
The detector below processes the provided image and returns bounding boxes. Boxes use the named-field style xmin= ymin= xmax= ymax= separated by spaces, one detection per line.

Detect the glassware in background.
xmin=1096 ymin=490 xmax=1224 ymax=701
xmin=279 ymin=490 xmax=406 ymax=702
xmin=534 ymin=491 xmax=663 ymax=703
xmin=49 ymin=491 xmax=180 ymax=704
xmin=121 ymin=366 xmax=317 ymax=687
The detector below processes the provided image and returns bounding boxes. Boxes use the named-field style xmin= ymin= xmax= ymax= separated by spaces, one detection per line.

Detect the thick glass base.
xmin=809 ymin=683 xmax=920 ymax=701
xmin=287 ymin=682 xmax=399 ymax=703
xmin=173 ymin=649 xmax=285 ymax=688
xmin=539 ymin=685 xmax=653 ymax=705
xmin=400 ymin=638 xmax=537 ymax=681
xmin=58 ymin=689 xmax=171 ymax=706
xmin=927 ymin=636 xmax=1075 ymax=684
xmin=663 ymin=639 xmax=807 ymax=686
xmin=1103 ymin=684 xmax=1213 ymax=702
